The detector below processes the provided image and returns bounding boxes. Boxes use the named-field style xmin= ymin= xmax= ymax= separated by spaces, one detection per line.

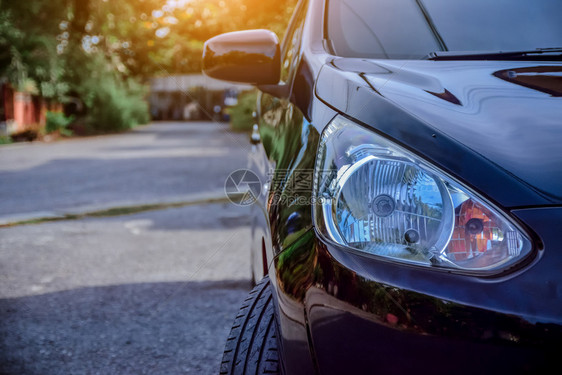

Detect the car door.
xmin=248 ymin=0 xmax=313 ymax=282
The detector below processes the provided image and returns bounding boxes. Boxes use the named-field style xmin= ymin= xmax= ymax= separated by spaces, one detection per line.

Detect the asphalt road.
xmin=0 ymin=122 xmax=250 ymax=221
xmin=0 ymin=122 xmax=255 ymax=374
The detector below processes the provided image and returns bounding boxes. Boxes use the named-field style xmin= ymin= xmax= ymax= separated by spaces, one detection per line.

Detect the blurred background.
xmin=0 ymin=0 xmax=296 ymax=373
xmin=0 ymin=0 xmax=295 ymax=139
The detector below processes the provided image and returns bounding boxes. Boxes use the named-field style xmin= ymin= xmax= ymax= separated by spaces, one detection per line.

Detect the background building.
xmin=149 ymin=74 xmax=252 ymax=121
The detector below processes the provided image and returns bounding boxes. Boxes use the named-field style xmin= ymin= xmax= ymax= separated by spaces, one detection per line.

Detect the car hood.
xmin=316 ymin=58 xmax=562 ymax=205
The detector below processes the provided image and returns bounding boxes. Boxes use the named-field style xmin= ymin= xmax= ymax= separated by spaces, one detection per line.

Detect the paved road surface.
xmin=0 ymin=122 xmax=250 ymax=221
xmin=0 ymin=122 xmax=255 ymax=374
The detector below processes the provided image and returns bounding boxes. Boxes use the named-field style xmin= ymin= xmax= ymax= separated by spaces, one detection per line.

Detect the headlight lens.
xmin=313 ymin=116 xmax=532 ymax=273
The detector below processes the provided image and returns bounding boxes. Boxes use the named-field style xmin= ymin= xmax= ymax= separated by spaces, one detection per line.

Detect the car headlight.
xmin=313 ymin=115 xmax=533 ymax=274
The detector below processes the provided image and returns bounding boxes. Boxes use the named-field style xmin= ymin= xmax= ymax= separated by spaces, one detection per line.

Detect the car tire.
xmin=220 ymin=276 xmax=281 ymax=375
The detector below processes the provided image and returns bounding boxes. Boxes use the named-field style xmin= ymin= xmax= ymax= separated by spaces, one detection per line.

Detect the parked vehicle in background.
xmin=204 ymin=0 xmax=562 ymax=373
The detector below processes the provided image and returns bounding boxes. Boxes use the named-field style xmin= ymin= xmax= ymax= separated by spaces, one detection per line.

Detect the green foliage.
xmin=1 ymin=0 xmax=151 ymax=133
xmin=76 ymin=56 xmax=149 ymax=132
xmin=78 ymin=0 xmax=175 ymax=78
xmin=0 ymin=3 xmax=69 ymax=100
xmin=227 ymin=91 xmax=257 ymax=132
xmin=76 ymin=62 xmax=149 ymax=133
xmin=45 ymin=111 xmax=74 ymax=136
xmin=2 ymin=0 xmax=299 ymax=80
xmin=86 ymin=80 xmax=149 ymax=133
xmin=0 ymin=136 xmax=12 ymax=145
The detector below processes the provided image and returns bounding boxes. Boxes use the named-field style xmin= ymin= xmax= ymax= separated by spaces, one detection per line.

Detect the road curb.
xmin=0 ymin=190 xmax=243 ymax=227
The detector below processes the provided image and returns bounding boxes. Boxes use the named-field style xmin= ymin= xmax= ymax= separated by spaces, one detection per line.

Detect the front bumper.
xmin=273 ymin=208 xmax=562 ymax=374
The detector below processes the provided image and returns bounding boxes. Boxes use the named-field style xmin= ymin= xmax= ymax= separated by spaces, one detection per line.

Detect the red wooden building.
xmin=0 ymin=82 xmax=59 ymax=136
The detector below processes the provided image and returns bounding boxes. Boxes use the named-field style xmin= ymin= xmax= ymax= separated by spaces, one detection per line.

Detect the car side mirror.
xmin=202 ymin=29 xmax=281 ymax=85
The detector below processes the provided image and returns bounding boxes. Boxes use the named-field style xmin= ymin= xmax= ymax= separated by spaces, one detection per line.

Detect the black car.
xmin=203 ymin=0 xmax=562 ymax=374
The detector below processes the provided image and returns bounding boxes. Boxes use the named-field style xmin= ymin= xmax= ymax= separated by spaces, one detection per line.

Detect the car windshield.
xmin=326 ymin=0 xmax=562 ymax=59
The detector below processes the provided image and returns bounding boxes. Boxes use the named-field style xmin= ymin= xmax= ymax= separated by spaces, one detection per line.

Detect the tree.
xmin=1 ymin=0 xmax=298 ymax=132
xmin=0 ymin=0 xmax=68 ymax=100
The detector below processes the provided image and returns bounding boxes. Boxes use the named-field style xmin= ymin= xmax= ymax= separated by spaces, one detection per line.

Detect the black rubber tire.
xmin=220 ymin=277 xmax=281 ymax=375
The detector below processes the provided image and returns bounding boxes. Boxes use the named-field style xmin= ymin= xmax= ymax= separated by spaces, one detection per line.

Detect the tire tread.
xmin=220 ymin=277 xmax=280 ymax=375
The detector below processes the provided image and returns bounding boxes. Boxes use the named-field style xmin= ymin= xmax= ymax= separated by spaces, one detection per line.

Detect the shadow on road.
xmin=0 ymin=279 xmax=250 ymax=375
